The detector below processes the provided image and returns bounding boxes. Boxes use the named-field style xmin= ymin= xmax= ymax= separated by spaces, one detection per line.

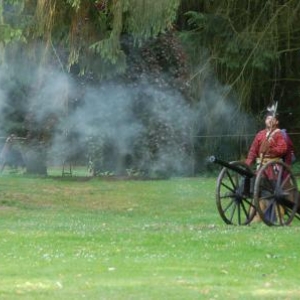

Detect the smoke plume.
xmin=0 ymin=56 xmax=255 ymax=177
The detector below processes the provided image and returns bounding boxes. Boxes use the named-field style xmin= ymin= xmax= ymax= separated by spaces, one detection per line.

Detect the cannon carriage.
xmin=209 ymin=156 xmax=300 ymax=226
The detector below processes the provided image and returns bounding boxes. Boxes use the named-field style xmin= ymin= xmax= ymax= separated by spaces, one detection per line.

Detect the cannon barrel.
xmin=208 ymin=156 xmax=255 ymax=178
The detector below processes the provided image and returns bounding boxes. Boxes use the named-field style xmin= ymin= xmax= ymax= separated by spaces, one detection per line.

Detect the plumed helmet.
xmin=265 ymin=102 xmax=279 ymax=120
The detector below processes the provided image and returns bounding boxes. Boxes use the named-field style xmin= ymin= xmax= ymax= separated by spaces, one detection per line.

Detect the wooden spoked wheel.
xmin=253 ymin=161 xmax=299 ymax=226
xmin=216 ymin=161 xmax=256 ymax=225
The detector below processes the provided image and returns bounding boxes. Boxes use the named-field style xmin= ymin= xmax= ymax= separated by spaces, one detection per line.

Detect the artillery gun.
xmin=208 ymin=156 xmax=299 ymax=226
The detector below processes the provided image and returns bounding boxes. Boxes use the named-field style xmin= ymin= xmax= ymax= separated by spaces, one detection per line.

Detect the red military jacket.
xmin=245 ymin=128 xmax=287 ymax=166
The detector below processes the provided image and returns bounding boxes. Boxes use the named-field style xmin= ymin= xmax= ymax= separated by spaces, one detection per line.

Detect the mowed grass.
xmin=0 ymin=172 xmax=300 ymax=299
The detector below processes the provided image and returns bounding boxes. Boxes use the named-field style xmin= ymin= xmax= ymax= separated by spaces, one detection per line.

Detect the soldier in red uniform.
xmin=245 ymin=112 xmax=287 ymax=170
xmin=245 ymin=111 xmax=288 ymax=223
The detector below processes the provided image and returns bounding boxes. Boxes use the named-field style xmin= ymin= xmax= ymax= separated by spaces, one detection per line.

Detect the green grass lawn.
xmin=0 ymin=173 xmax=300 ymax=299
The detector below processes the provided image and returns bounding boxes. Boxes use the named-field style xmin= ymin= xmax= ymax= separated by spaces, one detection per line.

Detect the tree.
xmin=178 ymin=0 xmax=300 ymax=160
xmin=22 ymin=0 xmax=180 ymax=77
xmin=180 ymin=0 xmax=300 ymax=115
xmin=0 ymin=0 xmax=186 ymax=175
xmin=1 ymin=0 xmax=299 ymax=175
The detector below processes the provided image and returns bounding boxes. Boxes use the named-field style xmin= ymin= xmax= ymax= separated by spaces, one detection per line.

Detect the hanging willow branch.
xmin=89 ymin=0 xmax=125 ymax=65
xmin=27 ymin=0 xmax=182 ymax=76
xmin=125 ymin=0 xmax=180 ymax=44
xmin=34 ymin=0 xmax=56 ymax=38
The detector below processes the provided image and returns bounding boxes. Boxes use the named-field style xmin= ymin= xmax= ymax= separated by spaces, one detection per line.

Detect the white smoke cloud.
xmin=0 ymin=50 xmax=255 ymax=176
xmin=28 ymin=68 xmax=71 ymax=123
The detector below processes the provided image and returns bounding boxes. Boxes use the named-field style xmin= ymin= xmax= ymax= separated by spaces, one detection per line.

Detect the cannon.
xmin=209 ymin=156 xmax=300 ymax=226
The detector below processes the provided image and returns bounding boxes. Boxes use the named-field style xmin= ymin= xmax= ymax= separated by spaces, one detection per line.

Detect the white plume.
xmin=267 ymin=101 xmax=278 ymax=113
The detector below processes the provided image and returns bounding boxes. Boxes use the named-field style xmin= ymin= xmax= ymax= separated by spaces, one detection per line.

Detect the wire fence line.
xmin=194 ymin=132 xmax=300 ymax=138
xmin=1 ymin=132 xmax=300 ymax=140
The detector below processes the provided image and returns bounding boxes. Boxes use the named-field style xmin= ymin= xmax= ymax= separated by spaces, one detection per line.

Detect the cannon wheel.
xmin=253 ymin=161 xmax=299 ymax=226
xmin=216 ymin=161 xmax=256 ymax=225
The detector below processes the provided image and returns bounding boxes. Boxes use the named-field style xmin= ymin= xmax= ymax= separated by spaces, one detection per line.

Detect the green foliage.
xmin=66 ymin=0 xmax=81 ymax=10
xmin=126 ymin=31 xmax=188 ymax=89
xmin=184 ymin=10 xmax=278 ymax=73
xmin=6 ymin=0 xmax=181 ymax=78
xmin=178 ymin=0 xmax=300 ymax=157
xmin=0 ymin=1 xmax=27 ymax=47
xmin=124 ymin=0 xmax=180 ymax=43
xmin=0 ymin=24 xmax=23 ymax=44
xmin=89 ymin=36 xmax=126 ymax=66
xmin=1 ymin=0 xmax=300 ymax=173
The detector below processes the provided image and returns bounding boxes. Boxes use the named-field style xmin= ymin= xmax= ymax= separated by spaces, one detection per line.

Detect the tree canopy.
xmin=0 ymin=0 xmax=299 ymax=175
